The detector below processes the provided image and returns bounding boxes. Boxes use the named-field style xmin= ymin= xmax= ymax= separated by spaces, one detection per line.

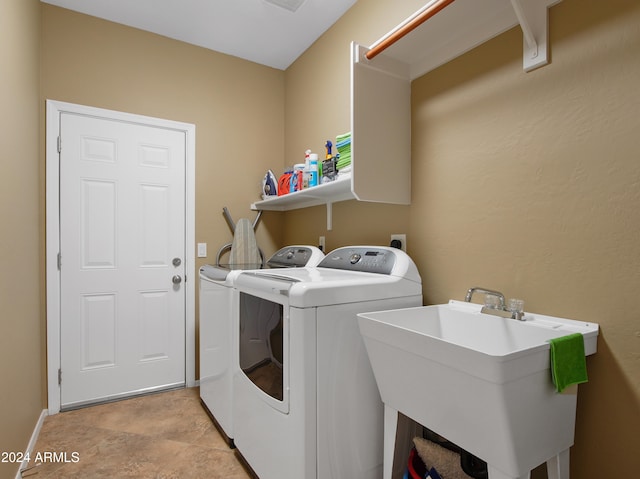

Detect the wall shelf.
xmin=251 ymin=177 xmax=356 ymax=230
xmin=251 ymin=176 xmax=354 ymax=212
xmin=251 ymin=33 xmax=413 ymax=231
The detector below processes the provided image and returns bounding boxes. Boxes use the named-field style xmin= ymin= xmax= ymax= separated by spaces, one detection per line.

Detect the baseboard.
xmin=15 ymin=409 xmax=48 ymax=479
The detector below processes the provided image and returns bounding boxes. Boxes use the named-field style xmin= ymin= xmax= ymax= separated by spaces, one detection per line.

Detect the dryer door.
xmin=238 ymin=288 xmax=289 ymax=413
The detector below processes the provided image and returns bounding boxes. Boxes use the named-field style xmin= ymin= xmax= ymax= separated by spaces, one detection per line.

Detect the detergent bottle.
xmin=278 ymin=167 xmax=293 ymax=195
xmin=290 ymin=164 xmax=305 ymax=192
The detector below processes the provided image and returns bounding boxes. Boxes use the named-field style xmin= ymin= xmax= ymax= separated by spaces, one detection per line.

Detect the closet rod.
xmin=365 ymin=0 xmax=456 ymax=61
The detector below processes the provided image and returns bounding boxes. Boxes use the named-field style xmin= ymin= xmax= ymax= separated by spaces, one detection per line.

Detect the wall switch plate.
xmin=319 ymin=236 xmax=326 ymax=252
xmin=197 ymin=243 xmax=207 ymax=258
xmin=390 ymin=234 xmax=406 ymax=252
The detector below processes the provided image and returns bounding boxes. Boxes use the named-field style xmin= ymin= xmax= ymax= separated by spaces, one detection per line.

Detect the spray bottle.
xmin=308 ymin=153 xmax=319 ymax=187
xmin=303 ymin=149 xmax=311 ymax=189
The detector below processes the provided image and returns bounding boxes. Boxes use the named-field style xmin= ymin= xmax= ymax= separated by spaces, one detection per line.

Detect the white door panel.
xmin=60 ymin=112 xmax=186 ymax=408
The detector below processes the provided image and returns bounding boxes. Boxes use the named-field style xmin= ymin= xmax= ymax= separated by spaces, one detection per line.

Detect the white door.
xmin=59 ymin=112 xmax=186 ymax=409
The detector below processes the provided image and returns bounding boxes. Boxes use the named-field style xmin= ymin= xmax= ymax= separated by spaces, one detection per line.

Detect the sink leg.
xmin=487 ymin=465 xmax=530 ymax=479
xmin=546 ymin=449 xmax=570 ymax=479
xmin=383 ymin=405 xmax=398 ymax=479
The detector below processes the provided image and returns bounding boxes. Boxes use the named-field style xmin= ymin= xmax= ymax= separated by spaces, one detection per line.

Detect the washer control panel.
xmin=319 ymin=247 xmax=397 ymax=275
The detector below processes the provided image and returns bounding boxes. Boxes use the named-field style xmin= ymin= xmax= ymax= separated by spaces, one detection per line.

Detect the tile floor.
xmin=22 ymin=387 xmax=251 ymax=479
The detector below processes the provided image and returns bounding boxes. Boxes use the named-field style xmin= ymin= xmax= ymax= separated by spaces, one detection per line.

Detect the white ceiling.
xmin=41 ymin=0 xmax=357 ymax=70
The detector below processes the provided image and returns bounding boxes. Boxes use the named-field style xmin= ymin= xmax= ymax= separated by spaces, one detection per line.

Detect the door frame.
xmin=46 ymin=99 xmax=196 ymax=414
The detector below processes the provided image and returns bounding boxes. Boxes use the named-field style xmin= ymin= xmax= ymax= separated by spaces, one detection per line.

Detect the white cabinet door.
xmin=351 ymin=42 xmax=411 ymax=205
xmin=59 ymin=112 xmax=186 ymax=408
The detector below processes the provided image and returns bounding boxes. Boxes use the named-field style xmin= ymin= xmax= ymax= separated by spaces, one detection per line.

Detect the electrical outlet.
xmin=319 ymin=236 xmax=326 ymax=252
xmin=197 ymin=243 xmax=207 ymax=258
xmin=390 ymin=234 xmax=406 ymax=252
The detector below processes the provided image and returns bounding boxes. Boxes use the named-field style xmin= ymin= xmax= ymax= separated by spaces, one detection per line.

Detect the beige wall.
xmin=0 ymin=0 xmax=43 ymax=477
xmin=41 ymin=4 xmax=286 ymax=261
xmin=283 ymin=0 xmax=640 ymax=477
xmin=2 ymin=0 xmax=638 ymax=477
xmin=40 ymin=4 xmax=286 ymax=378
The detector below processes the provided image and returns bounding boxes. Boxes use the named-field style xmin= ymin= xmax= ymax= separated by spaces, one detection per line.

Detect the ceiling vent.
xmin=264 ymin=0 xmax=306 ymax=13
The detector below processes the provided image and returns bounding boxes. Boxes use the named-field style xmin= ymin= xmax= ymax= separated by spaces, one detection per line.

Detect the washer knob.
xmin=349 ymin=253 xmax=362 ymax=264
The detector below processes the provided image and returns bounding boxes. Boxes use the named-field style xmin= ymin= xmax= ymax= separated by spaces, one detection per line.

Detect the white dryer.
xmin=232 ymin=246 xmax=423 ymax=479
xmin=199 ymin=245 xmax=324 ymax=445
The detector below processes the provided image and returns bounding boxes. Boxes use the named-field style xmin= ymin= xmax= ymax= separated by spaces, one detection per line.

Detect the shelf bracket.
xmin=510 ymin=0 xmax=553 ymax=72
xmin=326 ymin=202 xmax=333 ymax=231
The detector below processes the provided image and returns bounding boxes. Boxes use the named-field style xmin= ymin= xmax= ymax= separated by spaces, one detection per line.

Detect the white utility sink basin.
xmin=357 ymin=300 xmax=599 ymax=479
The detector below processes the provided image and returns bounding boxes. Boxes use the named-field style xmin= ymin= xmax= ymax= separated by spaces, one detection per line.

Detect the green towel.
xmin=549 ymin=333 xmax=588 ymax=392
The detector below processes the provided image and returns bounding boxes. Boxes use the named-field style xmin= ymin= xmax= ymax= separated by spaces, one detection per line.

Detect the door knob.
xmin=172 ymin=275 xmax=182 ymax=285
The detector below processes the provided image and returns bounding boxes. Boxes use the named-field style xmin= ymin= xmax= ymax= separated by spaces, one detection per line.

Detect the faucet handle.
xmin=484 ymin=294 xmax=502 ymax=310
xmin=508 ymin=298 xmax=525 ymax=321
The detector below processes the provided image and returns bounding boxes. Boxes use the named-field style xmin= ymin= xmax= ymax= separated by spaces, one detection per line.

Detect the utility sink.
xmin=357 ymin=300 xmax=599 ymax=479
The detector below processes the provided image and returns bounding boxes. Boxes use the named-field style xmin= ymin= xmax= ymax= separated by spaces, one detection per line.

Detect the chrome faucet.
xmin=464 ymin=286 xmax=525 ymax=321
xmin=465 ymin=287 xmax=506 ymax=308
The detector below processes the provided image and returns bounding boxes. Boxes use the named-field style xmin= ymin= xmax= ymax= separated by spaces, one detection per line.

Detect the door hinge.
xmin=58 ymin=368 xmax=62 ymax=385
xmin=57 ymin=135 xmax=61 ymax=153
xmin=57 ymin=252 xmax=62 ymax=270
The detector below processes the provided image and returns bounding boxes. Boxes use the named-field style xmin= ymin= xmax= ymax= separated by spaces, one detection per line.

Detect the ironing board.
xmin=229 ymin=218 xmax=262 ymax=270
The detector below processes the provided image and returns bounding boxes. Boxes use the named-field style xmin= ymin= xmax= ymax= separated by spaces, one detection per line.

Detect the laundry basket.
xmin=404 ymin=447 xmax=442 ymax=479
xmin=409 ymin=434 xmax=487 ymax=479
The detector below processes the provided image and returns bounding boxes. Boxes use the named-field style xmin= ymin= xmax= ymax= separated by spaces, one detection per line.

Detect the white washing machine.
xmin=199 ymin=246 xmax=324 ymax=445
xmin=232 ymin=246 xmax=423 ymax=479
